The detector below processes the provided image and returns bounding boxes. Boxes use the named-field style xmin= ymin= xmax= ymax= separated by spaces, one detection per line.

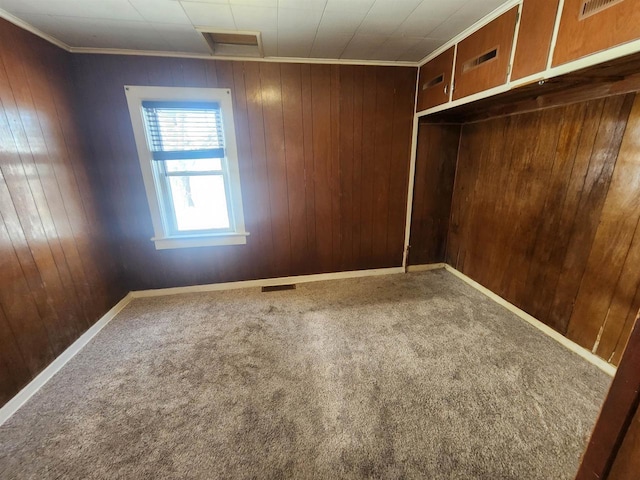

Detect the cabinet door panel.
xmin=453 ymin=7 xmax=519 ymax=100
xmin=553 ymin=0 xmax=640 ymax=66
xmin=417 ymin=47 xmax=455 ymax=111
xmin=512 ymin=0 xmax=560 ymax=81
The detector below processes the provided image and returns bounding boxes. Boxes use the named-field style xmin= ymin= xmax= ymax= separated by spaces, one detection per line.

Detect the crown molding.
xmin=0 ymin=8 xmax=71 ymax=51
xmin=69 ymin=46 xmax=420 ymax=67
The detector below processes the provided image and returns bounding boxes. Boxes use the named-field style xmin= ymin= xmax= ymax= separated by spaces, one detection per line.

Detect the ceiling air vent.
xmin=579 ymin=0 xmax=624 ymax=20
xmin=199 ymin=30 xmax=263 ymax=58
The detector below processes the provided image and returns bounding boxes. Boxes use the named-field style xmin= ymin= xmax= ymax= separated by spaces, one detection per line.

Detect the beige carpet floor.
xmin=0 ymin=269 xmax=611 ymax=479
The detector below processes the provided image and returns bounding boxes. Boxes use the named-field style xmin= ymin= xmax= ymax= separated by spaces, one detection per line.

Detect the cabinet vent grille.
xmin=462 ymin=48 xmax=498 ymax=73
xmin=579 ymin=0 xmax=624 ymax=20
xmin=423 ymin=74 xmax=444 ymax=90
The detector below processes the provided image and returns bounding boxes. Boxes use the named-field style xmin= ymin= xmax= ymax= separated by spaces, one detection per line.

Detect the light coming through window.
xmin=126 ymin=87 xmax=248 ymax=249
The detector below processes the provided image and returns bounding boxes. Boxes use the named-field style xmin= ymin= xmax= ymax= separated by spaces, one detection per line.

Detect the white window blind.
xmin=141 ymin=101 xmax=226 ymax=160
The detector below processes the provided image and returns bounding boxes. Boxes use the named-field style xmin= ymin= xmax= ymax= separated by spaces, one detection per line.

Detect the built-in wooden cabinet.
xmin=552 ymin=0 xmax=640 ymax=66
xmin=453 ymin=7 xmax=519 ymax=100
xmin=417 ymin=47 xmax=454 ymax=111
xmin=511 ymin=0 xmax=560 ymax=81
xmin=415 ymin=0 xmax=640 ymax=114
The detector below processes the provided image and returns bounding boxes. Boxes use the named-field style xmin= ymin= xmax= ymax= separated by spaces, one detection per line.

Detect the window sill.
xmin=152 ymin=232 xmax=249 ymax=250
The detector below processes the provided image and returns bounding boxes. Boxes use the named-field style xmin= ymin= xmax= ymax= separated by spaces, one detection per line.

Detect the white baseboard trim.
xmin=443 ymin=265 xmax=616 ymax=377
xmin=0 ymin=293 xmax=134 ymax=427
xmin=405 ymin=263 xmax=446 ymax=273
xmin=131 ymin=267 xmax=406 ymax=298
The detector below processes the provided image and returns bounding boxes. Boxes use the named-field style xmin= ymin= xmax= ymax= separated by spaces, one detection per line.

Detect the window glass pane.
xmin=168 ymin=175 xmax=230 ymax=231
xmin=164 ymin=158 xmax=222 ymax=173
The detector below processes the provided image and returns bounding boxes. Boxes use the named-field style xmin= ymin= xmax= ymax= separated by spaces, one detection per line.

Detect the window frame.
xmin=125 ymin=85 xmax=248 ymax=250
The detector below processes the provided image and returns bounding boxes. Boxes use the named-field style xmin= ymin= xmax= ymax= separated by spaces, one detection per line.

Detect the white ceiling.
xmin=0 ymin=0 xmax=510 ymax=63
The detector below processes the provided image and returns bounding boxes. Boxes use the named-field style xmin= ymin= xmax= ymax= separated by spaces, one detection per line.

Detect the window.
xmin=125 ymin=86 xmax=248 ymax=249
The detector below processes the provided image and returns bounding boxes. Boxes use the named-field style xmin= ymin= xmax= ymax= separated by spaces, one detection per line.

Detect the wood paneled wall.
xmin=0 ymin=20 xmax=124 ymax=405
xmin=408 ymin=122 xmax=460 ymax=265
xmin=609 ymin=404 xmax=640 ymax=479
xmin=577 ymin=310 xmax=640 ymax=479
xmin=71 ymin=55 xmax=417 ymax=291
xmin=446 ymin=93 xmax=640 ymax=364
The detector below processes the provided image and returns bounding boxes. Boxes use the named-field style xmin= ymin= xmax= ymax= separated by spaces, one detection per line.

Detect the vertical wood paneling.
xmin=567 ymin=96 xmax=640 ymax=354
xmin=0 ymin=19 xmax=124 ymax=406
xmin=576 ymin=311 xmax=640 ymax=480
xmin=609 ymin=403 xmax=640 ymax=479
xmin=351 ymin=66 xmax=364 ymax=269
xmin=550 ymin=97 xmax=633 ymax=336
xmin=281 ymin=64 xmax=308 ymax=274
xmin=445 ymin=92 xmax=640 ymax=363
xmin=330 ymin=65 xmax=342 ymax=270
xmin=408 ymin=123 xmax=460 ymax=265
xmin=243 ymin=61 xmax=277 ymax=280
xmin=339 ymin=66 xmax=355 ymax=271
xmin=359 ymin=68 xmax=378 ymax=268
xmin=260 ymin=62 xmax=292 ymax=277
xmin=300 ymin=64 xmax=317 ymax=273
xmin=310 ymin=64 xmax=333 ymax=272
xmin=387 ymin=68 xmax=416 ymax=265
xmin=71 ymin=54 xmax=417 ymax=291
xmin=372 ymin=68 xmax=394 ymax=265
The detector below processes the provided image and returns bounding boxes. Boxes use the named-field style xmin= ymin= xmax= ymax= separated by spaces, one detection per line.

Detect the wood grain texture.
xmin=0 ymin=19 xmax=124 ymax=406
xmin=511 ymin=0 xmax=560 ymax=80
xmin=428 ymin=51 xmax=640 ymax=124
xmin=71 ymin=55 xmax=417 ymax=291
xmin=408 ymin=123 xmax=460 ymax=265
xmin=453 ymin=7 xmax=518 ymax=100
xmin=567 ymin=95 xmax=640 ymax=355
xmin=609 ymin=403 xmax=640 ymax=480
xmin=417 ymin=47 xmax=454 ymax=111
xmin=575 ymin=311 xmax=640 ymax=480
xmin=446 ymin=93 xmax=639 ymax=362
xmin=553 ymin=0 xmax=640 ymax=66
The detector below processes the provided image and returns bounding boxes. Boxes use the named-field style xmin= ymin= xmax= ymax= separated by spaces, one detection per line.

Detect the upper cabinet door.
xmin=453 ymin=7 xmax=519 ymax=101
xmin=511 ymin=0 xmax=561 ymax=81
xmin=553 ymin=0 xmax=640 ymax=66
xmin=417 ymin=47 xmax=455 ymax=112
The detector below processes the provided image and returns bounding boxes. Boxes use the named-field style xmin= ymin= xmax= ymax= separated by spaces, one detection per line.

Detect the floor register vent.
xmin=261 ymin=284 xmax=296 ymax=293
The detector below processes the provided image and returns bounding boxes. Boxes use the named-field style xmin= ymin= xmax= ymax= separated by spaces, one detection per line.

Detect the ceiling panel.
xmin=181 ymin=2 xmax=236 ymax=29
xmin=277 ymin=29 xmax=316 ymax=57
xmin=357 ymin=0 xmax=422 ymax=36
xmin=398 ymin=37 xmax=445 ymax=62
xmin=310 ymin=33 xmax=352 ymax=59
xmin=154 ymin=23 xmax=211 ymax=53
xmin=0 ymin=0 xmax=513 ymax=62
xmin=370 ymin=35 xmax=424 ymax=61
xmin=130 ymin=0 xmax=192 ymax=25
xmin=395 ymin=0 xmax=463 ymax=37
xmin=229 ymin=0 xmax=278 ymax=5
xmin=341 ymin=33 xmax=389 ymax=60
xmin=316 ymin=10 xmax=368 ymax=35
xmin=324 ymin=0 xmax=375 ymax=12
xmin=231 ymin=5 xmax=277 ymax=31
xmin=277 ymin=7 xmax=323 ymax=32
xmin=260 ymin=29 xmax=278 ymax=56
